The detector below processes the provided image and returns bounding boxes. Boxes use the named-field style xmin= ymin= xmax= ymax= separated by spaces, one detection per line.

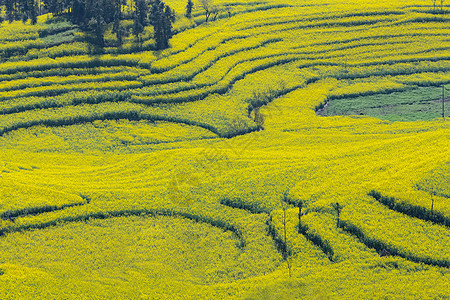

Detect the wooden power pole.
xmin=443 ymin=86 xmax=445 ymax=121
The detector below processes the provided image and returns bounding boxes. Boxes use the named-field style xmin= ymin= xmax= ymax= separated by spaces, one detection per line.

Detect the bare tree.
xmin=200 ymin=0 xmax=213 ymax=23
xmin=282 ymin=204 xmax=292 ymax=277
xmin=211 ymin=4 xmax=220 ymax=21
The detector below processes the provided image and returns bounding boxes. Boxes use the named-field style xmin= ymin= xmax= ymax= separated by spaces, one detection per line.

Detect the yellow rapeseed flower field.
xmin=0 ymin=0 xmax=449 ymax=298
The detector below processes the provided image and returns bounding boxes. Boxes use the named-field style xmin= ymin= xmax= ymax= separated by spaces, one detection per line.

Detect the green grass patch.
xmin=320 ymin=86 xmax=449 ymax=121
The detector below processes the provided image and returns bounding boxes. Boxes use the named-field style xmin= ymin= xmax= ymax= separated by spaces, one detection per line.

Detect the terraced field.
xmin=0 ymin=0 xmax=449 ymax=298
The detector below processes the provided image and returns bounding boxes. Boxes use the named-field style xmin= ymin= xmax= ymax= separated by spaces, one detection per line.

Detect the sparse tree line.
xmin=0 ymin=0 xmax=177 ymax=50
xmin=0 ymin=0 xmax=228 ymax=50
xmin=432 ymin=0 xmax=446 ymax=12
xmin=1 ymin=0 xmax=40 ymax=24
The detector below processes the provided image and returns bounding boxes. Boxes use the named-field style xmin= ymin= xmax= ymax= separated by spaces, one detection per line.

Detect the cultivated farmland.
xmin=0 ymin=0 xmax=449 ymax=298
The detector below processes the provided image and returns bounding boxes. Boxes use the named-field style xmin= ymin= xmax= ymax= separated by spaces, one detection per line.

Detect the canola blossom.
xmin=0 ymin=0 xmax=449 ymax=298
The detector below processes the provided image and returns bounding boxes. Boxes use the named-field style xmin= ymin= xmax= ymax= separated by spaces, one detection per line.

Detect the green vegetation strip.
xmin=298 ymin=223 xmax=334 ymax=261
xmin=0 ymin=91 xmax=131 ymax=115
xmin=220 ymin=197 xmax=271 ymax=214
xmin=265 ymin=213 xmax=334 ymax=262
xmin=0 ymin=110 xmax=220 ymax=138
xmin=37 ymin=22 xmax=78 ymax=38
xmin=0 ymin=56 xmax=139 ymax=75
xmin=266 ymin=216 xmax=291 ymax=259
xmin=339 ymin=219 xmax=450 ymax=268
xmin=0 ymin=208 xmax=245 ymax=248
xmin=133 ymin=56 xmax=300 ymax=105
xmin=0 ymin=202 xmax=87 ymax=221
xmin=280 ymin=192 xmax=334 ymax=261
xmin=0 ymin=67 xmax=149 ymax=82
xmin=149 ymin=37 xmax=283 ymax=74
xmin=236 ymin=10 xmax=402 ymax=32
xmin=368 ymin=190 xmax=450 ymax=228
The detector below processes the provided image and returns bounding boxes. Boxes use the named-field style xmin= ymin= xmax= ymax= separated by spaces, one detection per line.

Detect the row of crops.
xmin=0 ymin=4 xmax=449 ymax=138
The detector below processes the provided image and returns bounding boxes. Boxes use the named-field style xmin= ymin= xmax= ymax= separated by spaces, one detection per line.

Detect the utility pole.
xmin=298 ymin=201 xmax=303 ymax=229
xmin=442 ymin=85 xmax=445 ymax=121
xmin=332 ymin=202 xmax=342 ymax=228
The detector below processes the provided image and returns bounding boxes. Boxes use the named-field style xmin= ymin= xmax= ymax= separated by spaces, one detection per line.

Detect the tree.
xmin=185 ymin=0 xmax=193 ymax=18
xmin=112 ymin=0 xmax=125 ymax=45
xmin=100 ymin=0 xmax=117 ymax=24
xmin=431 ymin=193 xmax=435 ymax=211
xmin=225 ymin=5 xmax=231 ymax=18
xmin=87 ymin=14 xmax=106 ymax=49
xmin=253 ymin=107 xmax=264 ymax=129
xmin=133 ymin=0 xmax=148 ymax=43
xmin=210 ymin=4 xmax=219 ymax=21
xmin=5 ymin=0 xmax=16 ymax=22
xmin=81 ymin=0 xmax=108 ymax=50
xmin=162 ymin=5 xmax=175 ymax=46
xmin=226 ymin=116 xmax=249 ymax=137
xmin=27 ymin=0 xmax=38 ymax=24
xmin=4 ymin=0 xmax=38 ymax=24
xmin=43 ymin=0 xmax=66 ymax=16
xmin=442 ymin=86 xmax=446 ymax=121
xmin=440 ymin=0 xmax=445 ymax=11
xmin=150 ymin=0 xmax=164 ymax=49
xmin=71 ymin=0 xmax=85 ymax=24
xmin=150 ymin=0 xmax=175 ymax=50
xmin=199 ymin=0 xmax=212 ymax=23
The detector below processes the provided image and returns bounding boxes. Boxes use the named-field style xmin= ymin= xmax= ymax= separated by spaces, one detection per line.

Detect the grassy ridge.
xmin=298 ymin=223 xmax=334 ymax=261
xmin=0 ymin=202 xmax=87 ymax=222
xmin=368 ymin=190 xmax=450 ymax=227
xmin=339 ymin=219 xmax=450 ymax=268
xmin=0 ymin=108 xmax=221 ymax=138
xmin=0 ymin=207 xmax=245 ymax=248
